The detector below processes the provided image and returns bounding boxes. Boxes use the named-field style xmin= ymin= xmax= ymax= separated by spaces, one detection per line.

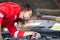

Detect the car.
xmin=2 ymin=20 xmax=60 ymax=40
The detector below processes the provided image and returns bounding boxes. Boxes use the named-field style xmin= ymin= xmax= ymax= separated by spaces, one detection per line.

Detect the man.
xmin=14 ymin=18 xmax=41 ymax=40
xmin=0 ymin=2 xmax=22 ymax=39
xmin=14 ymin=3 xmax=41 ymax=39
xmin=0 ymin=2 xmax=41 ymax=40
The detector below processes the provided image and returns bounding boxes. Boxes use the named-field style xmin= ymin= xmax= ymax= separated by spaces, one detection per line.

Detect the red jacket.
xmin=0 ymin=2 xmax=24 ymax=38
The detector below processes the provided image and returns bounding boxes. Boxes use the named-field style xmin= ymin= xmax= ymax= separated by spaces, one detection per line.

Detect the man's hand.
xmin=0 ymin=37 xmax=3 ymax=40
xmin=0 ymin=32 xmax=3 ymax=40
xmin=31 ymin=32 xmax=41 ymax=40
xmin=0 ymin=24 xmax=3 ymax=40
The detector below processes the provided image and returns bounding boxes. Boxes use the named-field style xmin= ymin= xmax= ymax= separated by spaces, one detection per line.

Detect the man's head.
xmin=19 ymin=3 xmax=32 ymax=21
xmin=14 ymin=18 xmax=25 ymax=26
xmin=14 ymin=18 xmax=25 ymax=30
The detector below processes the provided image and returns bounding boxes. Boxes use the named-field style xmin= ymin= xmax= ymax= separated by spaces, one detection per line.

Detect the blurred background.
xmin=0 ymin=0 xmax=60 ymax=40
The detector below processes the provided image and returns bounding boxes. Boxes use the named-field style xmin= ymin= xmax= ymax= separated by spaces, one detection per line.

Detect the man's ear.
xmin=14 ymin=22 xmax=18 ymax=27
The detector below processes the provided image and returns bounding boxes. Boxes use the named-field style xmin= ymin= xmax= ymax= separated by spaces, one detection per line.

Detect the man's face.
xmin=14 ymin=22 xmax=23 ymax=30
xmin=19 ymin=10 xmax=32 ymax=20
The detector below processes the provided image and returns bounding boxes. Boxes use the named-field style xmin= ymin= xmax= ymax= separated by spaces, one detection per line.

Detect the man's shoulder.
xmin=0 ymin=2 xmax=21 ymax=16
xmin=0 ymin=2 xmax=21 ymax=9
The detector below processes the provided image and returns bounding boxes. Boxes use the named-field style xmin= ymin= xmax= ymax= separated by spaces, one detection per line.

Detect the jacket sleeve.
xmin=0 ymin=13 xmax=4 ymax=24
xmin=14 ymin=30 xmax=24 ymax=38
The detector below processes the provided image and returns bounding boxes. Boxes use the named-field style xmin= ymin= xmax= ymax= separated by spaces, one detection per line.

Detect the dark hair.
xmin=0 ymin=0 xmax=8 ymax=3
xmin=22 ymin=3 xmax=32 ymax=10
xmin=14 ymin=18 xmax=25 ymax=24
